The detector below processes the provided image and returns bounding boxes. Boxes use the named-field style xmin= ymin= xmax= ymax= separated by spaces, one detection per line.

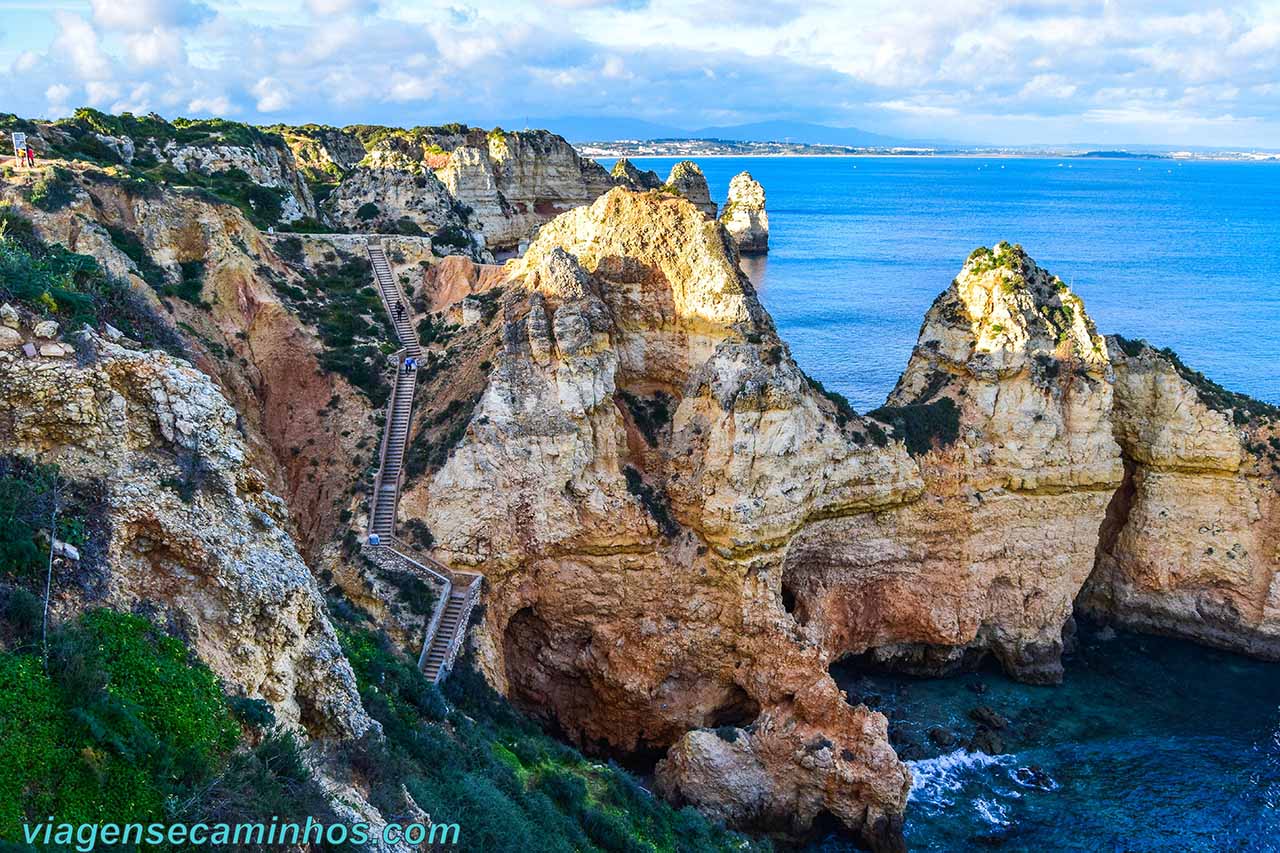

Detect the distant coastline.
xmin=578 ymin=140 xmax=1280 ymax=162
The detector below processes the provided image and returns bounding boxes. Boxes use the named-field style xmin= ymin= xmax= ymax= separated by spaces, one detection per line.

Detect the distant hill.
xmin=687 ymin=120 xmax=910 ymax=148
xmin=520 ymin=116 xmax=937 ymax=147
xmin=520 ymin=116 xmax=687 ymax=142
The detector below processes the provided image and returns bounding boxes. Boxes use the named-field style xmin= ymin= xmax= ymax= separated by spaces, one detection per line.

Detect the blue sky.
xmin=1 ymin=0 xmax=1278 ymax=146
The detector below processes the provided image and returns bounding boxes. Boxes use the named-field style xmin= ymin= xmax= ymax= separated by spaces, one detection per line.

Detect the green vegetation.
xmin=432 ymin=223 xmax=473 ymax=254
xmin=0 ymin=607 xmax=346 ymax=843
xmin=417 ymin=312 xmax=458 ymax=347
xmin=268 ymin=252 xmax=393 ymax=405
xmin=619 ymin=390 xmax=673 ymax=448
xmin=966 ymin=241 xmax=1027 ymax=276
xmin=0 ymin=207 xmax=187 ymax=356
xmin=61 ymin=108 xmax=286 ymax=152
xmin=355 ymin=202 xmax=380 ymax=221
xmin=0 ymin=610 xmax=236 ymax=835
xmin=332 ymin=609 xmax=764 ymax=853
xmin=1 ymin=458 xmax=75 ymax=580
xmin=401 ymin=518 xmax=435 ymax=551
xmin=623 ymin=466 xmax=679 ymax=538
xmin=803 ymin=372 xmax=857 ymax=428
xmin=1112 ymin=335 xmax=1280 ymax=424
xmin=403 ymin=393 xmax=481 ymax=483
xmin=17 ymin=109 xmax=296 ymax=228
xmin=28 ymin=166 xmax=77 ymax=211
xmin=867 ymin=397 xmax=961 ymax=456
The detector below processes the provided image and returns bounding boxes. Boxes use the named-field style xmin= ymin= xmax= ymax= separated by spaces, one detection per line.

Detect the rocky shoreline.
xmin=1 ymin=112 xmax=1277 ymax=850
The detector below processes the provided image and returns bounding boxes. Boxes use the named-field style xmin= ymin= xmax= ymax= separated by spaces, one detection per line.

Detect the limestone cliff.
xmin=784 ymin=242 xmax=1123 ymax=684
xmin=18 ymin=111 xmax=317 ymax=225
xmin=321 ymin=161 xmax=485 ymax=257
xmin=438 ymin=129 xmax=617 ymax=251
xmin=0 ymin=326 xmax=372 ymax=738
xmin=611 ymin=157 xmax=663 ymax=190
xmin=720 ymin=171 xmax=769 ymax=254
xmin=1081 ymin=336 xmax=1280 ymax=657
xmin=407 ymin=188 xmax=914 ymax=847
xmin=664 ymin=161 xmax=717 ymax=217
xmin=1 ymin=164 xmax=376 ymax=560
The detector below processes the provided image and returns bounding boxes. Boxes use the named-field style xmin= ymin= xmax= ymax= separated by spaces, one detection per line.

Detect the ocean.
xmin=605 ymin=156 xmax=1280 ymax=851
xmin=608 ymin=156 xmax=1280 ymax=411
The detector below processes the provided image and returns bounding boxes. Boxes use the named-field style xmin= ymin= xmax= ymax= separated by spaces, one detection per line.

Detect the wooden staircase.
xmin=363 ymin=239 xmax=481 ymax=683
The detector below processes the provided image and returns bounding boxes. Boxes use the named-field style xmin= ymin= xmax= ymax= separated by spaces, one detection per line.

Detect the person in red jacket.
xmin=25 ymin=144 xmax=34 ymax=168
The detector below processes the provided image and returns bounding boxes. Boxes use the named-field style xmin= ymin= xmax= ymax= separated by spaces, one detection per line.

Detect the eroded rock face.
xmin=3 ymin=171 xmax=375 ymax=559
xmin=411 ymin=188 xmax=913 ymax=846
xmin=664 ymin=161 xmax=717 ymax=217
xmin=448 ymin=130 xmax=617 ymax=251
xmin=785 ymin=243 xmax=1123 ymax=684
xmin=611 ymin=157 xmax=663 ymax=190
xmin=1081 ymin=337 xmax=1280 ymax=657
xmin=159 ymin=139 xmax=317 ymax=222
xmin=720 ymin=171 xmax=768 ymax=254
xmin=0 ymin=333 xmax=373 ymax=739
xmin=322 ymin=164 xmax=483 ymax=256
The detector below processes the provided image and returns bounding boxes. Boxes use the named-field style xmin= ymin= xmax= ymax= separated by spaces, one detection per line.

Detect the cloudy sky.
xmin=2 ymin=0 xmax=1278 ymax=146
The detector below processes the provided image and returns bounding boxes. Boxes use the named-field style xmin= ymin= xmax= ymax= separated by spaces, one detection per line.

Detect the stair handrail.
xmin=366 ymin=244 xmax=417 ymax=351
xmin=366 ymin=346 xmax=409 ymax=540
xmin=362 ymin=237 xmax=484 ymax=681
xmin=438 ymin=579 xmax=482 ymax=681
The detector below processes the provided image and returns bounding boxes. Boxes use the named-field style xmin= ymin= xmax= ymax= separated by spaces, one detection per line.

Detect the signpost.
xmin=11 ymin=132 xmax=26 ymax=167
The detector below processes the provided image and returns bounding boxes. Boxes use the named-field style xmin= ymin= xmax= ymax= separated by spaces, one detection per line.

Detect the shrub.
xmin=29 ymin=167 xmax=77 ymax=211
xmin=1112 ymin=335 xmax=1279 ymax=424
xmin=867 ymin=397 xmax=961 ymax=456
xmin=0 ymin=610 xmax=241 ymax=837
xmin=355 ymin=202 xmax=380 ymax=221
xmin=0 ymin=214 xmax=187 ymax=357
xmin=401 ymin=518 xmax=434 ymax=550
xmin=619 ymin=390 xmax=672 ymax=448
xmin=623 ymin=466 xmax=679 ymax=537
xmin=324 ymin=602 xmax=767 ymax=853
xmin=802 ymin=372 xmax=857 ymax=428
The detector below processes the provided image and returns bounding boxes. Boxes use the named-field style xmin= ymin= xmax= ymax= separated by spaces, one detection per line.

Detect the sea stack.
xmin=611 ymin=157 xmax=663 ymax=190
xmin=663 ymin=160 xmax=717 ymax=216
xmin=720 ymin=171 xmax=769 ymax=254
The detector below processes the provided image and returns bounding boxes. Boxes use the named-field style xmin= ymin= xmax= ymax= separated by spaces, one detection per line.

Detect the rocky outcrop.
xmin=784 ymin=243 xmax=1123 ymax=684
xmin=664 ymin=161 xmax=717 ymax=217
xmin=0 ymin=331 xmax=373 ymax=738
xmin=2 ymin=164 xmax=377 ymax=560
xmin=322 ymin=163 xmax=484 ymax=256
xmin=158 ymin=139 xmax=317 ymax=223
xmin=436 ymin=129 xmax=617 ymax=251
xmin=720 ymin=171 xmax=768 ymax=254
xmin=611 ymin=157 xmax=663 ymax=190
xmin=1080 ymin=337 xmax=1280 ymax=657
xmin=274 ymin=125 xmax=367 ymax=181
xmin=409 ymin=188 xmax=914 ymax=847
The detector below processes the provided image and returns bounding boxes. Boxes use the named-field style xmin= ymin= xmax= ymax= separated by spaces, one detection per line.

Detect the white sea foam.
xmin=906 ymin=748 xmax=1010 ymax=804
xmin=974 ymin=797 xmax=1012 ymax=826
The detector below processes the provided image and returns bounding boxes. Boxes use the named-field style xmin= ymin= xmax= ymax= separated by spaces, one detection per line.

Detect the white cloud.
xmin=85 ymin=80 xmax=122 ymax=106
xmin=52 ymin=12 xmax=112 ymax=80
xmin=46 ymin=83 xmax=73 ymax=118
xmin=386 ymin=72 xmax=434 ymax=102
xmin=188 ymin=95 xmax=234 ymax=115
xmin=3 ymin=0 xmax=1278 ymax=148
xmin=253 ymin=77 xmax=292 ymax=112
xmin=305 ymin=0 xmax=379 ymax=15
xmin=124 ymin=27 xmax=186 ymax=68
xmin=89 ymin=0 xmax=211 ymax=32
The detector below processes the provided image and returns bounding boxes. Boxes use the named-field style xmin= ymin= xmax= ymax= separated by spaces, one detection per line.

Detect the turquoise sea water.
xmin=609 ymin=156 xmax=1280 ymax=411
xmin=827 ymin=624 xmax=1280 ymax=852
xmin=603 ymin=156 xmax=1280 ymax=850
